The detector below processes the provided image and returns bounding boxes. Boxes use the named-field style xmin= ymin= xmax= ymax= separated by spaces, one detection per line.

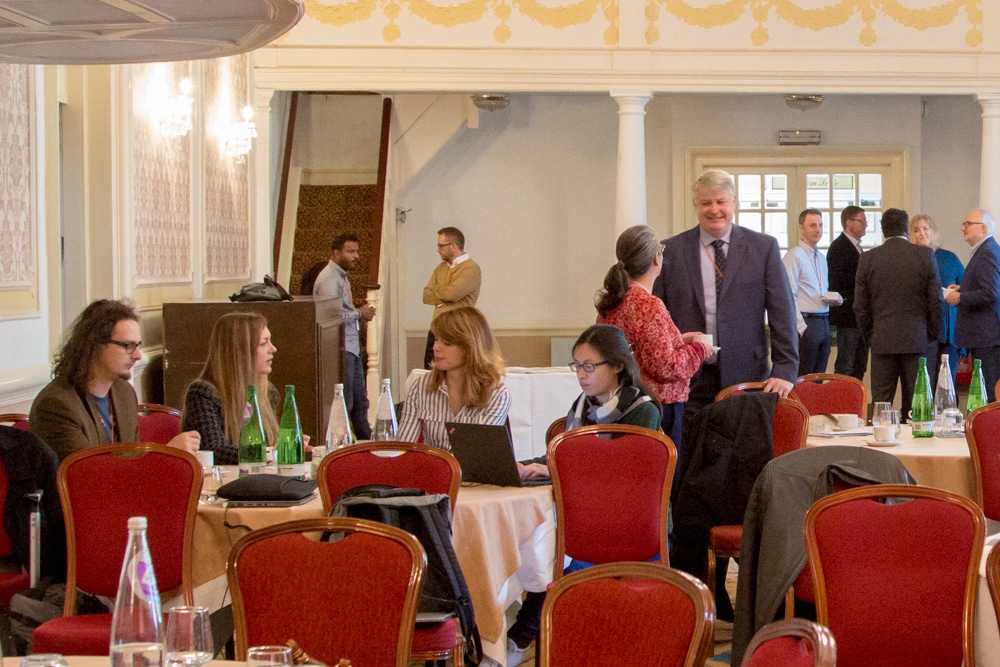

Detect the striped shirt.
xmin=397 ymin=372 xmax=511 ymax=450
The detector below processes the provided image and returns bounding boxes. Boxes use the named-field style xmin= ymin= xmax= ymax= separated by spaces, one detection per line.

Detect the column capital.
xmin=610 ymin=92 xmax=652 ymax=113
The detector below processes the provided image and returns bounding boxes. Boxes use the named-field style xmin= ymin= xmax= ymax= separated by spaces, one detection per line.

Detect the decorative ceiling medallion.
xmin=0 ymin=0 xmax=303 ymax=64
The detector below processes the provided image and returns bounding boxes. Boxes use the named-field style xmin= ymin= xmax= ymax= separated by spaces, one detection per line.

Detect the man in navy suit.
xmin=945 ymin=209 xmax=1000 ymax=401
xmin=854 ymin=208 xmax=941 ymax=420
xmin=653 ymin=169 xmax=799 ymax=430
xmin=827 ymin=206 xmax=870 ymax=380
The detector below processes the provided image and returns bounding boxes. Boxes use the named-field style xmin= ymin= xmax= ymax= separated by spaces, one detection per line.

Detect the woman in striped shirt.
xmin=397 ymin=306 xmax=511 ymax=450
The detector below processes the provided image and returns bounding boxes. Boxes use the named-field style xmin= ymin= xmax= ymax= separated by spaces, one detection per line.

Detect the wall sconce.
xmin=144 ymin=64 xmax=194 ymax=139
xmin=224 ymin=105 xmax=257 ymax=163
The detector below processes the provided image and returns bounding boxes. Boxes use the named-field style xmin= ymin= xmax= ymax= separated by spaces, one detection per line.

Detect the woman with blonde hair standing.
xmin=910 ymin=213 xmax=965 ymax=387
xmin=398 ymin=306 xmax=511 ymax=450
xmin=181 ymin=311 xmax=280 ymax=464
xmin=597 ymin=224 xmax=711 ymax=447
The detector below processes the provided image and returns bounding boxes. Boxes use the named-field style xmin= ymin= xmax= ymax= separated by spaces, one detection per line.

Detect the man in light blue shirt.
xmin=782 ymin=209 xmax=841 ymax=375
xmin=314 ymin=233 xmax=376 ymax=439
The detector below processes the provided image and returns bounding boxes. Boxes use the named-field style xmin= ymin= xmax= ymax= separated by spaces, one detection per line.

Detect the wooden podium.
xmin=162 ymin=296 xmax=344 ymax=440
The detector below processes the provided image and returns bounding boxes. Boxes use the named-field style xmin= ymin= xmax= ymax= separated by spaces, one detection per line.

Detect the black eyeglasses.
xmin=437 ymin=242 xmax=455 ymax=249
xmin=569 ymin=361 xmax=610 ymax=374
xmin=108 ymin=340 xmax=141 ymax=354
xmin=961 ymin=221 xmax=985 ymax=228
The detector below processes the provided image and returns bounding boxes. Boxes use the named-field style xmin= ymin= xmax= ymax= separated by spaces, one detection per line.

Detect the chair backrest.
xmin=317 ymin=441 xmax=461 ymax=513
xmin=804 ymin=484 xmax=984 ymax=667
xmin=545 ymin=416 xmax=567 ymax=444
xmin=790 ymin=373 xmax=868 ymax=420
xmin=59 ymin=443 xmax=201 ymax=614
xmin=0 ymin=413 xmax=29 ymax=430
xmin=740 ymin=618 xmax=837 ymax=667
xmin=715 ymin=382 xmax=767 ymax=401
xmin=773 ymin=398 xmax=810 ymax=458
xmin=986 ymin=540 xmax=1000 ymax=639
xmin=548 ymin=424 xmax=675 ymax=578
xmin=136 ymin=403 xmax=182 ymax=445
xmin=538 ymin=561 xmax=714 ymax=667
xmin=228 ymin=517 xmax=425 ymax=667
xmin=965 ymin=402 xmax=1000 ymax=520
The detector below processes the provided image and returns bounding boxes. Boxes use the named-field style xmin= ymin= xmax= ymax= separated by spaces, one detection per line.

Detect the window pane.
xmin=859 ymin=173 xmax=882 ymax=208
xmin=862 ymin=210 xmax=882 ymax=247
xmin=832 ymin=173 xmax=856 ymax=210
xmin=738 ymin=211 xmax=762 ymax=233
xmin=764 ymin=174 xmax=787 ymax=209
xmin=765 ymin=212 xmax=789 ymax=250
xmin=738 ymin=174 xmax=762 ymax=210
xmin=806 ymin=174 xmax=830 ymax=208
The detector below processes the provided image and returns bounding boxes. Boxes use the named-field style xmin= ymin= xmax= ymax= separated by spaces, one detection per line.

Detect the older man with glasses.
xmin=945 ymin=209 xmax=1000 ymax=401
xmin=29 ymin=299 xmax=200 ymax=460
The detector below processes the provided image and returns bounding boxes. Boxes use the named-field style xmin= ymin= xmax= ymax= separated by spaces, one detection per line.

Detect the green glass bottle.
xmin=967 ymin=358 xmax=988 ymax=416
xmin=276 ymin=385 xmax=306 ymax=478
xmin=238 ymin=385 xmax=267 ymax=476
xmin=911 ymin=357 xmax=934 ymax=437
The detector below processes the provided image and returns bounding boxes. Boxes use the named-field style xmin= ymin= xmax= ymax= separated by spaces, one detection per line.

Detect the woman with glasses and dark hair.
xmin=596 ymin=225 xmax=711 ymax=447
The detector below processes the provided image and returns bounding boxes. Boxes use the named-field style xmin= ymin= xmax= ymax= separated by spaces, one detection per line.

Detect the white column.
xmin=977 ymin=94 xmax=1000 ymax=220
xmin=252 ymin=86 xmax=275 ymax=278
xmin=611 ymin=93 xmax=652 ymax=235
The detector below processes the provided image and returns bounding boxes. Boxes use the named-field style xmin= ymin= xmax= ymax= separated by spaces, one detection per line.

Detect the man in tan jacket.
xmin=422 ymin=226 xmax=481 ymax=368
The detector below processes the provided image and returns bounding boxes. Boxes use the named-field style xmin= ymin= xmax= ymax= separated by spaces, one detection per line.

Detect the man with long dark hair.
xmin=29 ymin=299 xmax=200 ymax=460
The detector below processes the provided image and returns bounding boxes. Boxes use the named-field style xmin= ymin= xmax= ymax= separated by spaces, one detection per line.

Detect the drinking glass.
xmin=200 ymin=466 xmax=223 ymax=504
xmin=166 ymin=606 xmax=214 ymax=667
xmin=872 ymin=402 xmax=892 ymax=427
xmin=885 ymin=409 xmax=900 ymax=440
xmin=247 ymin=646 xmax=293 ymax=667
xmin=19 ymin=656 xmax=69 ymax=667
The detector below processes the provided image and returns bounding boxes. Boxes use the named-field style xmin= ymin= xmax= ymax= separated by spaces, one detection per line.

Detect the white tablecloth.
xmin=406 ymin=367 xmax=580 ymax=460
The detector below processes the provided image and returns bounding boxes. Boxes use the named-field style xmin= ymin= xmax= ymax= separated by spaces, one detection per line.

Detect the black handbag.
xmin=229 ymin=275 xmax=293 ymax=302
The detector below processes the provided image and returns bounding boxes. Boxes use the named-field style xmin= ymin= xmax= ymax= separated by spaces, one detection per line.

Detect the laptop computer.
xmin=224 ymin=490 xmax=319 ymax=508
xmin=446 ymin=422 xmax=550 ymax=488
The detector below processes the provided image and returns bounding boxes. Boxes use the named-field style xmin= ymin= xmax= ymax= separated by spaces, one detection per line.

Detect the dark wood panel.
xmin=162 ymin=296 xmax=343 ymax=440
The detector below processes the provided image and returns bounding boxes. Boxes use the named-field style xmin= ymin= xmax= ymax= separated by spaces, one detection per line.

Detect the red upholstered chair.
xmin=548 ymin=424 xmax=675 ymax=579
xmin=804 ymin=485 xmax=984 ymax=667
xmin=706 ymin=395 xmax=809 ymax=600
xmin=987 ymin=540 xmax=1000 ymax=634
xmin=317 ymin=441 xmax=460 ymax=513
xmin=740 ymin=618 xmax=837 ymax=667
xmin=32 ymin=444 xmax=201 ymax=655
xmin=136 ymin=404 xmax=182 ymax=445
xmin=715 ymin=382 xmax=767 ymax=401
xmin=538 ymin=561 xmax=714 ymax=667
xmin=316 ymin=441 xmax=462 ymax=663
xmin=0 ymin=457 xmax=30 ymax=618
xmin=790 ymin=373 xmax=868 ymax=420
xmin=545 ymin=417 xmax=567 ymax=445
xmin=228 ymin=517 xmax=425 ymax=667
xmin=965 ymin=402 xmax=1000 ymax=521
xmin=0 ymin=414 xmax=28 ymax=430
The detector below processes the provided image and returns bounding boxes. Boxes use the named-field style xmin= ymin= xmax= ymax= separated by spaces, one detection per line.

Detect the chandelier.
xmin=225 ymin=106 xmax=258 ymax=163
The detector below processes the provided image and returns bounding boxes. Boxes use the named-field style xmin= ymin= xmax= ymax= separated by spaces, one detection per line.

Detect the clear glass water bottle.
xmin=373 ymin=379 xmax=398 ymax=441
xmin=238 ymin=385 xmax=267 ymax=476
xmin=933 ymin=354 xmax=960 ymax=435
xmin=110 ymin=516 xmax=164 ymax=667
xmin=911 ymin=357 xmax=935 ymax=437
xmin=967 ymin=358 xmax=988 ymax=416
xmin=276 ymin=385 xmax=306 ymax=478
xmin=325 ymin=383 xmax=355 ymax=450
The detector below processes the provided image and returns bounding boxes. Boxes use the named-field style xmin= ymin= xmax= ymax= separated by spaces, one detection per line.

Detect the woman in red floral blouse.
xmin=597 ymin=224 xmax=711 ymax=446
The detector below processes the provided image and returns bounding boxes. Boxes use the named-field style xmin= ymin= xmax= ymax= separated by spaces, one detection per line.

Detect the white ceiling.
xmin=0 ymin=0 xmax=303 ymax=64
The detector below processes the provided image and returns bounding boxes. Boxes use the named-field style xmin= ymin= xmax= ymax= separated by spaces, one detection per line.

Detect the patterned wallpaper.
xmin=203 ymin=56 xmax=251 ymax=281
xmin=0 ymin=64 xmax=32 ymax=288
xmin=132 ymin=61 xmax=192 ymax=284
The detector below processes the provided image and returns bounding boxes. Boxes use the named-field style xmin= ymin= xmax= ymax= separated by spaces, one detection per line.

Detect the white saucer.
xmin=865 ymin=439 xmax=901 ymax=447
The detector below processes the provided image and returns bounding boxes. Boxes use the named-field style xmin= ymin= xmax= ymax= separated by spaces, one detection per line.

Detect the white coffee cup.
xmin=873 ymin=425 xmax=896 ymax=442
xmin=195 ymin=450 xmax=214 ymax=470
xmin=835 ymin=414 xmax=861 ymax=430
xmin=693 ymin=333 xmax=713 ymax=347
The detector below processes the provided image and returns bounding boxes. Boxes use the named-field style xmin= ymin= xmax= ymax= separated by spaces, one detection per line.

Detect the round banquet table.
xmin=806 ymin=424 xmax=976 ymax=500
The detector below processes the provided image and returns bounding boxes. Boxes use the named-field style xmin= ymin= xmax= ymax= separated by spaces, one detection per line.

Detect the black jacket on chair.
xmin=0 ymin=426 xmax=66 ymax=582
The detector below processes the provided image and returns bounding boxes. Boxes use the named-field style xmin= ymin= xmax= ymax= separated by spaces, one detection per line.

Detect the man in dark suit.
xmin=944 ymin=208 xmax=1000 ymax=401
xmin=854 ymin=208 xmax=942 ymax=420
xmin=29 ymin=299 xmax=200 ymax=460
xmin=653 ymin=169 xmax=799 ymax=427
xmin=827 ymin=205 xmax=869 ymax=380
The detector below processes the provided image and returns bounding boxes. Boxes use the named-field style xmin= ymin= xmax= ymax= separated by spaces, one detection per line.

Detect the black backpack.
xmin=330 ymin=484 xmax=483 ymax=666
